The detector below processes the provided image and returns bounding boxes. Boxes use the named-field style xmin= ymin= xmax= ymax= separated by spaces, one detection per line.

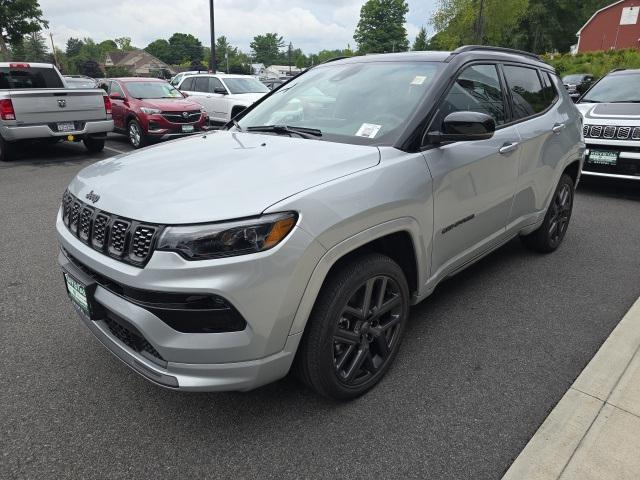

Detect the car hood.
xmin=69 ymin=131 xmax=380 ymax=224
xmin=576 ymin=102 xmax=640 ymax=119
xmin=138 ymin=98 xmax=202 ymax=111
xmin=226 ymin=92 xmax=266 ymax=104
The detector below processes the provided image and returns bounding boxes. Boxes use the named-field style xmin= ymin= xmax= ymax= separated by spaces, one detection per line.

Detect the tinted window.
xmin=208 ymin=77 xmax=225 ymax=93
xmin=0 ymin=67 xmax=64 ymax=89
xmin=222 ymin=77 xmax=269 ymax=94
xmin=440 ymin=64 xmax=506 ymax=125
xmin=503 ymin=66 xmax=549 ymax=120
xmin=194 ymin=77 xmax=209 ymax=92
xmin=542 ymin=72 xmax=559 ymax=104
xmin=180 ymin=77 xmax=194 ymax=91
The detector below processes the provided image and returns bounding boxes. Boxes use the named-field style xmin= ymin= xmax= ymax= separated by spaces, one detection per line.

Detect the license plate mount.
xmin=57 ymin=122 xmax=76 ymax=132
xmin=182 ymin=124 xmax=195 ymax=133
xmin=588 ymin=150 xmax=619 ymax=165
xmin=63 ymin=272 xmax=101 ymax=319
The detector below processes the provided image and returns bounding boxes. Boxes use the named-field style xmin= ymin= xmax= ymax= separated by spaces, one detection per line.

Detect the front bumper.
xmin=1 ymin=119 xmax=114 ymax=141
xmin=56 ymin=211 xmax=325 ymax=391
xmin=583 ymin=142 xmax=640 ymax=180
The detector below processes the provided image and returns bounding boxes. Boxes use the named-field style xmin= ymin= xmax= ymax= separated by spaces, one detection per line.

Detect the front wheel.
xmin=295 ymin=253 xmax=410 ymax=400
xmin=128 ymin=120 xmax=147 ymax=149
xmin=521 ymin=173 xmax=575 ymax=253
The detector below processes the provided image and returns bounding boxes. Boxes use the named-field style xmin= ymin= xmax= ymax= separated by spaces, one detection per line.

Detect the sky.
xmin=39 ymin=0 xmax=438 ymax=54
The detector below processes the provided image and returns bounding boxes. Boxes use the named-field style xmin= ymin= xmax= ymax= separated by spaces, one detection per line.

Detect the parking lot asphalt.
xmin=1 ymin=137 xmax=640 ymax=480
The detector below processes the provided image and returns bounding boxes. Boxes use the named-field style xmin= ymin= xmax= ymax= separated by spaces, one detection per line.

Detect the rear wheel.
xmin=521 ymin=173 xmax=574 ymax=253
xmin=83 ymin=136 xmax=105 ymax=153
xmin=0 ymin=136 xmax=13 ymax=162
xmin=295 ymin=253 xmax=410 ymax=400
xmin=128 ymin=119 xmax=147 ymax=149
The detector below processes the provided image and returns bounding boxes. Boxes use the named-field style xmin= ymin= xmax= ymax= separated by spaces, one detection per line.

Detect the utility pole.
xmin=288 ymin=42 xmax=292 ymax=74
xmin=49 ymin=31 xmax=59 ymax=68
xmin=209 ymin=0 xmax=217 ymax=73
xmin=474 ymin=0 xmax=485 ymax=44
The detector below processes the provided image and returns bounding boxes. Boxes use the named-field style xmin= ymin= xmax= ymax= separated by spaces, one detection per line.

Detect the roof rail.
xmin=319 ymin=56 xmax=349 ymax=65
xmin=609 ymin=67 xmax=627 ymax=73
xmin=448 ymin=45 xmax=540 ymax=61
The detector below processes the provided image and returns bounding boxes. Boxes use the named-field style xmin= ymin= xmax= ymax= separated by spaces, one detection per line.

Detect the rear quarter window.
xmin=0 ymin=67 xmax=64 ymax=89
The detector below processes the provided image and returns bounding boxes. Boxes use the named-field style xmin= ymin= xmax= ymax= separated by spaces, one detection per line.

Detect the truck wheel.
xmin=0 ymin=136 xmax=13 ymax=162
xmin=83 ymin=137 xmax=105 ymax=153
xmin=521 ymin=173 xmax=574 ymax=253
xmin=295 ymin=253 xmax=410 ymax=400
xmin=128 ymin=119 xmax=147 ymax=149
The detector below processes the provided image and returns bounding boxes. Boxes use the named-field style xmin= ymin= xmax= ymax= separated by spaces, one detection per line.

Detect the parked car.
xmin=105 ymin=77 xmax=208 ymax=148
xmin=57 ymin=46 xmax=583 ymax=399
xmin=577 ymin=68 xmax=640 ymax=180
xmin=169 ymin=70 xmax=206 ymax=87
xmin=177 ymin=74 xmax=269 ymax=125
xmin=0 ymin=62 xmax=113 ymax=161
xmin=262 ymin=79 xmax=285 ymax=90
xmin=562 ymin=73 xmax=595 ymax=101
xmin=64 ymin=75 xmax=99 ymax=89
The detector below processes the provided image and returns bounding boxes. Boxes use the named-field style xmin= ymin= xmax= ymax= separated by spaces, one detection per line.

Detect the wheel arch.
xmin=288 ymin=218 xmax=427 ymax=336
xmin=563 ymin=159 xmax=582 ymax=186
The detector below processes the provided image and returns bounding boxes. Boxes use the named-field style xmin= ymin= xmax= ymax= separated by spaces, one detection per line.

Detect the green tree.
xmin=65 ymin=37 xmax=83 ymax=57
xmin=0 ymin=0 xmax=48 ymax=60
xmin=22 ymin=30 xmax=47 ymax=61
xmin=354 ymin=0 xmax=409 ymax=53
xmin=114 ymin=37 xmax=135 ymax=51
xmin=145 ymin=39 xmax=171 ymax=64
xmin=413 ymin=26 xmax=429 ymax=51
xmin=168 ymin=33 xmax=204 ymax=64
xmin=250 ymin=33 xmax=285 ymax=66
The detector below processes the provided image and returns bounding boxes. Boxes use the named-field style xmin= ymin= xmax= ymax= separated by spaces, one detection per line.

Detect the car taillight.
xmin=103 ymin=95 xmax=112 ymax=115
xmin=9 ymin=63 xmax=30 ymax=69
xmin=0 ymin=99 xmax=16 ymax=120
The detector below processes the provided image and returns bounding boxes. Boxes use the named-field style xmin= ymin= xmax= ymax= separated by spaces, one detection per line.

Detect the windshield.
xmin=563 ymin=74 xmax=586 ymax=84
xmin=223 ymin=77 xmax=269 ymax=94
xmin=237 ymin=61 xmax=441 ymax=145
xmin=580 ymin=73 xmax=640 ymax=103
xmin=125 ymin=81 xmax=184 ymax=99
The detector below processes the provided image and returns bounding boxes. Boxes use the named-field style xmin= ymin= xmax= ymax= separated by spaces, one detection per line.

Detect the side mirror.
xmin=428 ymin=111 xmax=495 ymax=144
xmin=109 ymin=92 xmax=123 ymax=100
xmin=213 ymin=87 xmax=227 ymax=95
xmin=181 ymin=91 xmax=189 ymax=97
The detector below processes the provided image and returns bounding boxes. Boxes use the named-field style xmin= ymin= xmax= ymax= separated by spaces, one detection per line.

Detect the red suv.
xmin=105 ymin=78 xmax=208 ymax=148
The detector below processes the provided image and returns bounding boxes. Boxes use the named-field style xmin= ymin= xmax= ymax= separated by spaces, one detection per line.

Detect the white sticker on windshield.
xmin=411 ymin=76 xmax=427 ymax=85
xmin=356 ymin=123 xmax=382 ymax=138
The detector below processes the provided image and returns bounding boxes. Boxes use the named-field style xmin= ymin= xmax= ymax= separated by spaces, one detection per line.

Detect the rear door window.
xmin=0 ymin=67 xmax=64 ymax=89
xmin=208 ymin=77 xmax=225 ymax=93
xmin=503 ymin=66 xmax=550 ymax=120
xmin=194 ymin=77 xmax=210 ymax=93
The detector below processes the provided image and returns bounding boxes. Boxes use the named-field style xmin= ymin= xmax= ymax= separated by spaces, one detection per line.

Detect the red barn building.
xmin=577 ymin=0 xmax=640 ymax=52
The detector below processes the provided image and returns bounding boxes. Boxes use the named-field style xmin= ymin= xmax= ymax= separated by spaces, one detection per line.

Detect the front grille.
xmin=585 ymin=125 xmax=640 ymax=141
xmin=104 ymin=314 xmax=166 ymax=365
xmin=62 ymin=191 xmax=163 ymax=267
xmin=162 ymin=111 xmax=201 ymax=124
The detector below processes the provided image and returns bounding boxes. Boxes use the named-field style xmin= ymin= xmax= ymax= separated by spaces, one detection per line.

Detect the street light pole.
xmin=209 ymin=0 xmax=217 ymax=72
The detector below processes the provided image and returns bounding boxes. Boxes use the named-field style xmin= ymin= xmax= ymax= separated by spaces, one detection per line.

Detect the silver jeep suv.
xmin=57 ymin=47 xmax=584 ymax=400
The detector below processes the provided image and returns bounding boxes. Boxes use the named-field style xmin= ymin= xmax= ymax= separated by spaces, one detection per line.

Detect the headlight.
xmin=157 ymin=212 xmax=297 ymax=260
xmin=140 ymin=107 xmax=162 ymax=115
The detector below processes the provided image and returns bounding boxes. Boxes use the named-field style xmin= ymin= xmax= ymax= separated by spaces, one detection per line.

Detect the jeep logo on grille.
xmin=85 ymin=190 xmax=100 ymax=204
xmin=182 ymin=111 xmax=189 ymax=119
xmin=57 ymin=99 xmax=66 ymax=108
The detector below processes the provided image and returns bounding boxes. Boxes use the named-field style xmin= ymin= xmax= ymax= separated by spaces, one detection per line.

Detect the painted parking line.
xmin=104 ymin=146 xmax=128 ymax=155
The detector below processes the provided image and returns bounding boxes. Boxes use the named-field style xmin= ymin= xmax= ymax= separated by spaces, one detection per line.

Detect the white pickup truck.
xmin=0 ymin=62 xmax=114 ymax=162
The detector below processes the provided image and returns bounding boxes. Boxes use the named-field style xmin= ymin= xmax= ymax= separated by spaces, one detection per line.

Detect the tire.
xmin=127 ymin=119 xmax=147 ymax=149
xmin=83 ymin=136 xmax=105 ymax=153
xmin=295 ymin=253 xmax=410 ymax=400
xmin=521 ymin=173 xmax=575 ymax=253
xmin=0 ymin=136 xmax=13 ymax=162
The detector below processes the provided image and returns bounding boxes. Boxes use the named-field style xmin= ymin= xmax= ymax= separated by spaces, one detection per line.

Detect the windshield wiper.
xmin=245 ymin=125 xmax=322 ymax=139
xmin=610 ymin=100 xmax=640 ymax=103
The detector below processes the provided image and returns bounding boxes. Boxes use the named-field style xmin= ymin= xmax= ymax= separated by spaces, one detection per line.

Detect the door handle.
xmin=499 ymin=142 xmax=519 ymax=155
xmin=552 ymin=123 xmax=566 ymax=134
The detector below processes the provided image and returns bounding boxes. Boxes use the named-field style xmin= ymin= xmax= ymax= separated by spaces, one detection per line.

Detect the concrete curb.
xmin=503 ymin=297 xmax=640 ymax=480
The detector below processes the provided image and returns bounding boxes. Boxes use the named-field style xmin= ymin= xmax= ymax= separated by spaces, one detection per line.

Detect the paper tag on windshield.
xmin=411 ymin=76 xmax=427 ymax=85
xmin=356 ymin=123 xmax=382 ymax=138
